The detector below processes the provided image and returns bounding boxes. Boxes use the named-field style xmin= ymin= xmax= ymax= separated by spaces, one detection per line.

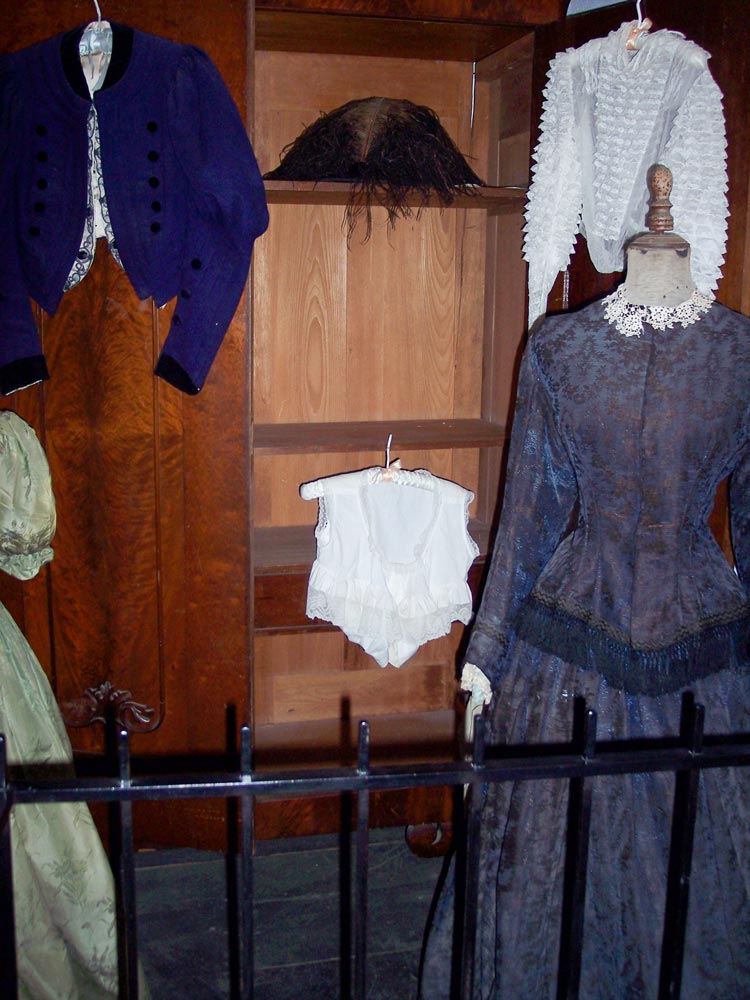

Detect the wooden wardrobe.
xmin=1 ymin=0 xmax=748 ymax=849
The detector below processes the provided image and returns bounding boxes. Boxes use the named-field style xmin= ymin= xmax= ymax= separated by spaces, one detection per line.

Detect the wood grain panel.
xmin=254 ymin=204 xmax=348 ymax=423
xmin=271 ymin=660 xmax=453 ymax=724
xmin=380 ymin=209 xmax=457 ymax=419
xmin=254 ymin=570 xmax=312 ymax=631
xmin=473 ymin=56 xmax=529 ymax=532
xmin=255 ymin=786 xmax=454 ymax=841
xmin=256 ymin=626 xmax=462 ymax=725
xmin=256 ymin=206 xmax=464 ymax=427
xmin=453 ymin=208 xmax=489 ymax=420
xmin=256 ymin=630 xmax=345 ymax=680
xmin=255 ymin=709 xmax=457 ymax=764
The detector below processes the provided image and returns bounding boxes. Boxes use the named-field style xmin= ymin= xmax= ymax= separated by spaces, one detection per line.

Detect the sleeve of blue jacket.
xmin=154 ymin=46 xmax=269 ymax=394
xmin=156 ymin=47 xmax=268 ymax=394
xmin=0 ymin=69 xmax=50 ymax=395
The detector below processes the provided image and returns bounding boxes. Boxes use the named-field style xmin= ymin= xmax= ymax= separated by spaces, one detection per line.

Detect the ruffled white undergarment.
xmin=301 ymin=466 xmax=479 ymax=667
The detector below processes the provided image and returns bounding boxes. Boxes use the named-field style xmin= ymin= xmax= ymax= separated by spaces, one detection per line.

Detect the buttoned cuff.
xmin=0 ymin=356 xmax=50 ymax=396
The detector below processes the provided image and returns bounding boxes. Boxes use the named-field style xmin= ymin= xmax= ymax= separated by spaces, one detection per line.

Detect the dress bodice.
xmin=466 ymin=299 xmax=750 ymax=694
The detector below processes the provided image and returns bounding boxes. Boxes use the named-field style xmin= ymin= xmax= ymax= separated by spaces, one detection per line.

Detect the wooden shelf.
xmin=255 ymin=10 xmax=537 ymax=62
xmin=253 ymin=417 xmax=507 ymax=456
xmin=264 ymin=179 xmax=526 ymax=213
xmin=254 ymin=519 xmax=491 ymax=574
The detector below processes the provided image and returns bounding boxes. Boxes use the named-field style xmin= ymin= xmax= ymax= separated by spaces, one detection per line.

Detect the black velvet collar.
xmin=60 ymin=22 xmax=134 ymax=100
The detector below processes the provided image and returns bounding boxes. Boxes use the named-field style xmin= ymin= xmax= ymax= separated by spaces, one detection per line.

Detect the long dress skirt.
xmin=419 ymin=635 xmax=750 ymax=1000
xmin=1 ymin=601 xmax=149 ymax=1000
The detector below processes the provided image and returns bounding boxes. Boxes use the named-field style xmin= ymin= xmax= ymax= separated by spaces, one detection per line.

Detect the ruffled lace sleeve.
xmin=463 ymin=338 xmax=578 ymax=687
xmin=0 ymin=411 xmax=56 ymax=580
xmin=523 ymin=50 xmax=583 ymax=330
xmin=665 ymin=67 xmax=728 ymax=297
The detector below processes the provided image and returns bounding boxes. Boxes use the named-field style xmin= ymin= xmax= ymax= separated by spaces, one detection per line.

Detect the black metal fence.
xmin=2 ymin=691 xmax=750 ymax=1000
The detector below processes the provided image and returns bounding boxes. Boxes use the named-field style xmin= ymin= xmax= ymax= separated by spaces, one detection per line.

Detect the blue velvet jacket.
xmin=465 ymin=299 xmax=750 ymax=695
xmin=0 ymin=23 xmax=269 ymax=395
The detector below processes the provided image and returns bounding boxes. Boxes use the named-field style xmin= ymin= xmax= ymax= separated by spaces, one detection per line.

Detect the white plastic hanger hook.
xmin=626 ymin=4 xmax=652 ymax=49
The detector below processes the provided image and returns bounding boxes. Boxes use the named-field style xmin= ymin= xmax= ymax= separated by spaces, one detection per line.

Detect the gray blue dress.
xmin=420 ymin=298 xmax=750 ymax=999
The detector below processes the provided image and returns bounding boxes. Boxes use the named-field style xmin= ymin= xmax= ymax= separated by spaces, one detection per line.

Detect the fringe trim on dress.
xmin=514 ymin=595 xmax=750 ymax=695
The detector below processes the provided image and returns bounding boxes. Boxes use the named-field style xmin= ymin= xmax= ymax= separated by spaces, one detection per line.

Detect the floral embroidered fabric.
xmin=0 ymin=412 xmax=148 ymax=999
xmin=64 ymin=104 xmax=123 ymax=291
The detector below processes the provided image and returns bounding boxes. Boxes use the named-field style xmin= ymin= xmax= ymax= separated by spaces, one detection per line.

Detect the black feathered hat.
xmin=264 ymin=96 xmax=484 ymax=239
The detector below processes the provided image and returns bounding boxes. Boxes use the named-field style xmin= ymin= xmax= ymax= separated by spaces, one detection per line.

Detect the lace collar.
xmin=603 ymin=284 xmax=714 ymax=337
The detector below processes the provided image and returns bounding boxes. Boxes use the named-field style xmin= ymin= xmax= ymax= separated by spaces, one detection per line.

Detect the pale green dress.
xmin=0 ymin=411 xmax=147 ymax=999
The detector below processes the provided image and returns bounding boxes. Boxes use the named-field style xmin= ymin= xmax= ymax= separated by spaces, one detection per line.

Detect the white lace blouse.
xmin=301 ymin=466 xmax=479 ymax=668
xmin=523 ymin=20 xmax=728 ymax=329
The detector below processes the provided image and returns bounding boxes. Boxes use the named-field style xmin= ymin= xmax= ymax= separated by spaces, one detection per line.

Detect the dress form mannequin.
xmin=461 ymin=164 xmax=707 ymax=741
xmin=623 ymin=163 xmax=696 ymax=306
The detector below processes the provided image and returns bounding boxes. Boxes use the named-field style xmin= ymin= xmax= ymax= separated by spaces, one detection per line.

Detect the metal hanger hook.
xmin=636 ymin=0 xmax=644 ymax=25
xmin=93 ymin=0 xmax=103 ymax=24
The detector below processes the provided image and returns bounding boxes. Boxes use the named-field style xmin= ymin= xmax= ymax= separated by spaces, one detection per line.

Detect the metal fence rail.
xmin=2 ymin=691 xmax=750 ymax=1000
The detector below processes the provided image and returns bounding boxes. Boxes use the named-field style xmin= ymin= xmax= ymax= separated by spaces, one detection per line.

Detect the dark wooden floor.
xmin=135 ymin=827 xmax=446 ymax=999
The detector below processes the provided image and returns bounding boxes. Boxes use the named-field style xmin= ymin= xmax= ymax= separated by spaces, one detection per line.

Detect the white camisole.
xmin=301 ymin=466 xmax=479 ymax=667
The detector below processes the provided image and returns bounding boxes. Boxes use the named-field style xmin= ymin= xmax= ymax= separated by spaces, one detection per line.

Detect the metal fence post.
xmin=557 ymin=699 xmax=598 ymax=1000
xmin=115 ymin=728 xmax=139 ymax=999
xmin=460 ymin=713 xmax=487 ymax=1000
xmin=354 ymin=720 xmax=371 ymax=1000
xmin=238 ymin=725 xmax=255 ymax=1000
xmin=659 ymin=691 xmax=705 ymax=1000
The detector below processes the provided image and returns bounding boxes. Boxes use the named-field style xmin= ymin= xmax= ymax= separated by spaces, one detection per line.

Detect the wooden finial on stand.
xmin=623 ymin=164 xmax=696 ymax=307
xmin=645 ymin=163 xmax=674 ymax=232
